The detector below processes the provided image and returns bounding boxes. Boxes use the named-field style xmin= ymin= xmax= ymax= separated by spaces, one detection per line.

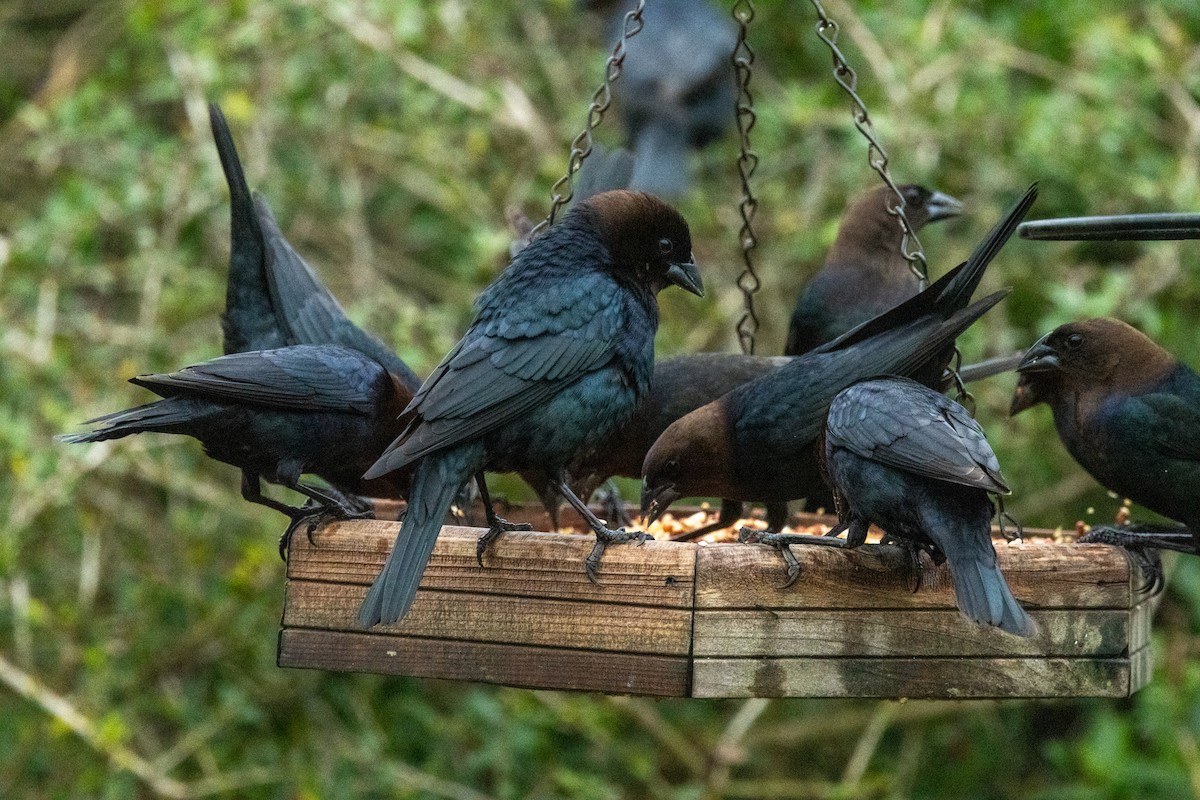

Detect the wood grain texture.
xmin=278 ymin=629 xmax=689 ymax=696
xmin=690 ymin=655 xmax=1142 ymax=699
xmin=692 ymin=608 xmax=1143 ymax=659
xmin=278 ymin=514 xmax=1155 ymax=698
xmin=283 ymin=581 xmax=692 ymax=656
xmin=694 ymin=542 xmax=1132 ymax=610
xmin=288 ymin=521 xmax=696 ymax=608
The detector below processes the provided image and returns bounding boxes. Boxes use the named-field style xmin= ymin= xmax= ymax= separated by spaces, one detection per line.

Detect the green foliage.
xmin=3 ymin=0 xmax=1200 ymax=797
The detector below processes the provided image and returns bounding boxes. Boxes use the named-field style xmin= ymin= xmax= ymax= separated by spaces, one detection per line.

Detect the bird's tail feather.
xmin=357 ymin=448 xmax=479 ymax=627
xmin=934 ymin=512 xmax=1037 ymax=637
xmin=56 ymin=398 xmax=214 ymax=444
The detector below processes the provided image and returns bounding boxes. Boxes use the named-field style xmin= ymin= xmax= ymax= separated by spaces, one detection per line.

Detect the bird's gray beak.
xmin=1016 ymin=336 xmax=1061 ymax=374
xmin=665 ymin=256 xmax=703 ymax=297
xmin=926 ymin=190 xmax=965 ymax=223
xmin=640 ymin=481 xmax=681 ymax=526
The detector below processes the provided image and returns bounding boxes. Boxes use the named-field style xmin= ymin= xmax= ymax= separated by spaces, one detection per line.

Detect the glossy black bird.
xmin=815 ymin=377 xmax=1036 ymax=636
xmin=58 ymin=345 xmax=411 ymax=550
xmin=1011 ymin=318 xmax=1200 ymax=555
xmin=592 ymin=0 xmax=735 ymax=197
xmin=641 ymin=184 xmax=1037 ymax=526
xmin=358 ymin=190 xmax=702 ymax=626
xmin=210 ymin=102 xmax=420 ymax=390
xmin=785 ymin=184 xmax=964 ymax=356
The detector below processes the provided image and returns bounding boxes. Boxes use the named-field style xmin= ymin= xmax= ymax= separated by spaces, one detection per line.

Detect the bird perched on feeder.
xmin=207 ymin=102 xmax=423 ymax=519
xmin=586 ymin=0 xmax=736 ymax=198
xmin=785 ymin=183 xmax=965 ymax=356
xmin=58 ymin=345 xmax=410 ymax=554
xmin=357 ymin=189 xmax=703 ymax=627
xmin=1011 ymin=318 xmax=1200 ymax=559
xmin=813 ymin=377 xmax=1036 ymax=636
xmin=211 ymin=103 xmax=421 ymax=390
xmin=641 ymin=184 xmax=1037 ymax=531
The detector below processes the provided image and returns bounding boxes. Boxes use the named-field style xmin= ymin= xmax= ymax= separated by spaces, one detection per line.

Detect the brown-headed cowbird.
xmin=1011 ymin=318 xmax=1200 ymax=558
xmin=785 ymin=184 xmax=964 ymax=356
xmin=815 ymin=377 xmax=1035 ymax=636
xmin=641 ymin=185 xmax=1037 ymax=525
xmin=357 ymin=190 xmax=702 ymax=626
xmin=58 ymin=346 xmax=411 ymax=552
xmin=210 ymin=102 xmax=420 ymax=390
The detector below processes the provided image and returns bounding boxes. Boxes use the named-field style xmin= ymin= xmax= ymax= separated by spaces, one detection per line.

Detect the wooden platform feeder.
xmin=278 ymin=505 xmax=1157 ymax=698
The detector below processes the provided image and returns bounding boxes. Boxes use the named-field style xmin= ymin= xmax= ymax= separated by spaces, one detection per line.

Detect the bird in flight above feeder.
xmin=357 ymin=189 xmax=703 ymax=628
xmin=785 ymin=183 xmax=964 ymax=357
xmin=640 ymin=184 xmax=1038 ymax=529
xmin=1011 ymin=317 xmax=1200 ymax=581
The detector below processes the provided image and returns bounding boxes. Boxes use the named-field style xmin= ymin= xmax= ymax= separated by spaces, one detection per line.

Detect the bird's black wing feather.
xmin=827 ymin=378 xmax=1009 ymax=493
xmin=380 ymin=270 xmax=624 ymax=467
xmin=130 ymin=346 xmax=382 ymax=415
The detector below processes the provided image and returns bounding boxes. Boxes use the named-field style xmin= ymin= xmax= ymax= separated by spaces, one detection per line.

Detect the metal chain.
xmin=808 ymin=0 xmax=927 ymax=289
xmin=529 ymin=0 xmax=646 ymax=239
xmin=809 ymin=0 xmax=975 ymax=410
xmin=732 ymin=0 xmax=760 ymax=355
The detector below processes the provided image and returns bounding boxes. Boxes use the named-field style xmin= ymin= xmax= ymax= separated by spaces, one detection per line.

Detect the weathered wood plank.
xmin=693 ymin=608 xmax=1140 ymax=659
xmin=283 ymin=581 xmax=693 ymax=656
xmin=278 ymin=629 xmax=689 ymax=696
xmin=691 ymin=655 xmax=1141 ymax=699
xmin=694 ymin=542 xmax=1132 ymax=610
xmin=288 ymin=521 xmax=696 ymax=608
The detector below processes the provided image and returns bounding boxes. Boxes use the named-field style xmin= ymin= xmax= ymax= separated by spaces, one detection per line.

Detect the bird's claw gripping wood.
xmin=475 ymin=515 xmax=534 ymax=568
xmin=738 ymin=527 xmax=846 ymax=589
xmin=584 ymin=527 xmax=653 ymax=584
xmin=1079 ymin=524 xmax=1194 ymax=595
xmin=278 ymin=502 xmax=374 ymax=560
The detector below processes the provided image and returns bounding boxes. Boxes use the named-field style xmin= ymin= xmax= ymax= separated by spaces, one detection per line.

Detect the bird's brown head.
xmin=1011 ymin=317 xmax=1176 ymax=415
xmin=831 ymin=184 xmax=963 ymax=267
xmin=577 ymin=190 xmax=703 ymax=297
xmin=640 ymin=400 xmax=734 ymax=525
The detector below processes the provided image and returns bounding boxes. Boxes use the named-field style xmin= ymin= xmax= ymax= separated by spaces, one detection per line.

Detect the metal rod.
xmin=1018 ymin=212 xmax=1200 ymax=241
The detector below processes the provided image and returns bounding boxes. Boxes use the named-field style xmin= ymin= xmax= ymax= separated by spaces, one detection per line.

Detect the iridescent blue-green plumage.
xmin=358 ymin=190 xmax=701 ymax=627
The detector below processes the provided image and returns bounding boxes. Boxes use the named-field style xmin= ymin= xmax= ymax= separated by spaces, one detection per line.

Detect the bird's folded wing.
xmin=384 ymin=276 xmax=623 ymax=465
xmin=131 ymin=347 xmax=380 ymax=414
xmin=1139 ymin=393 xmax=1200 ymax=462
xmin=827 ymin=383 xmax=1010 ymax=493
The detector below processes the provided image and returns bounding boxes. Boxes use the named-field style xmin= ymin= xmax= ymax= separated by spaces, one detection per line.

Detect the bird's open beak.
xmin=1016 ymin=338 xmax=1061 ymax=374
xmin=640 ymin=481 xmax=681 ymax=526
xmin=925 ymin=190 xmax=965 ymax=223
xmin=665 ymin=256 xmax=704 ymax=297
xmin=1008 ymin=372 xmax=1043 ymax=416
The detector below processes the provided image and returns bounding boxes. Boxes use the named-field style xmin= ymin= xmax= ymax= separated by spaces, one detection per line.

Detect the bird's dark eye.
xmin=658 ymin=238 xmax=673 ymax=255
xmin=665 ymin=458 xmax=679 ymax=477
xmin=1066 ymin=333 xmax=1084 ymax=349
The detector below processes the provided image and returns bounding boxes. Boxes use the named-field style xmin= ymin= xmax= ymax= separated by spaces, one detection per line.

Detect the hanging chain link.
xmin=808 ymin=0 xmax=927 ymax=289
xmin=529 ymin=0 xmax=646 ymax=239
xmin=732 ymin=0 xmax=760 ymax=355
xmin=809 ymin=0 xmax=974 ymax=410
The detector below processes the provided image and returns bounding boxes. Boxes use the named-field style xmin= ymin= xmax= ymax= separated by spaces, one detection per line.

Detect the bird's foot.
xmin=1078 ymin=525 xmax=1193 ymax=595
xmin=738 ymin=527 xmax=845 ymax=589
xmin=584 ymin=526 xmax=653 ymax=584
xmin=475 ymin=515 xmax=534 ymax=567
xmin=277 ymin=502 xmax=374 ymax=561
